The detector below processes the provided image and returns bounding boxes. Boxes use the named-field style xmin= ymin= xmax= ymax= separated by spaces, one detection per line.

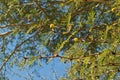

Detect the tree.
xmin=0 ymin=0 xmax=120 ymax=79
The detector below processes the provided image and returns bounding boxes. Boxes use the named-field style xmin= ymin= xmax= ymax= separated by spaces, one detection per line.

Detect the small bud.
xmin=50 ymin=24 xmax=55 ymax=28
xmin=111 ymin=8 xmax=115 ymax=12
xmin=73 ymin=38 xmax=79 ymax=42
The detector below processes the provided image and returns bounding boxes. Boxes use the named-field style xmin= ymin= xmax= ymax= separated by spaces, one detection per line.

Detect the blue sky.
xmin=0 ymin=29 xmax=70 ymax=80
xmin=6 ymin=58 xmax=70 ymax=80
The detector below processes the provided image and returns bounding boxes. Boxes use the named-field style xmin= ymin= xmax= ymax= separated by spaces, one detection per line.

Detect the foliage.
xmin=0 ymin=0 xmax=120 ymax=79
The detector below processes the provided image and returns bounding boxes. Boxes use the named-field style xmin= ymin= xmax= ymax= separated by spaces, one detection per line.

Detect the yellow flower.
xmin=111 ymin=8 xmax=115 ymax=12
xmin=50 ymin=23 xmax=55 ymax=28
xmin=73 ymin=38 xmax=79 ymax=42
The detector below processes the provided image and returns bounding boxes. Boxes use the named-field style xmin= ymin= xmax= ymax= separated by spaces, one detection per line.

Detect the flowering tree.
xmin=0 ymin=0 xmax=120 ymax=79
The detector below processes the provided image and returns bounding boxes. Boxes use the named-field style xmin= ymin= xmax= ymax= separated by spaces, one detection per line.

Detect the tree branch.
xmin=0 ymin=28 xmax=41 ymax=71
xmin=0 ymin=31 xmax=13 ymax=37
xmin=84 ymin=0 xmax=110 ymax=3
xmin=34 ymin=0 xmax=50 ymax=19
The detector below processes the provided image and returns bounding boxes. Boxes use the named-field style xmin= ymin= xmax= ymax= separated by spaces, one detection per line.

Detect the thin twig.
xmin=0 ymin=28 xmax=41 ymax=71
xmin=0 ymin=31 xmax=13 ymax=37
xmin=34 ymin=0 xmax=50 ymax=19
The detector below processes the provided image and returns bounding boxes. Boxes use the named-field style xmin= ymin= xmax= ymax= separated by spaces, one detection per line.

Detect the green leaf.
xmin=26 ymin=56 xmax=38 ymax=65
